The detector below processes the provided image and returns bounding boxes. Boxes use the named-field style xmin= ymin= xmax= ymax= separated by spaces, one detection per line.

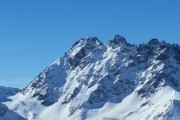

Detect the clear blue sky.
xmin=0 ymin=0 xmax=180 ymax=88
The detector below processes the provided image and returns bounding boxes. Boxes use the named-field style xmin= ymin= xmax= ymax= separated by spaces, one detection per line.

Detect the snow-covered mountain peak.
xmin=2 ymin=35 xmax=180 ymax=120
xmin=68 ymin=37 xmax=103 ymax=57
xmin=66 ymin=37 xmax=105 ymax=69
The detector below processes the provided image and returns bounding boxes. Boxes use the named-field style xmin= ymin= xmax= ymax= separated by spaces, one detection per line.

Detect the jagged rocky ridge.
xmin=2 ymin=35 xmax=180 ymax=120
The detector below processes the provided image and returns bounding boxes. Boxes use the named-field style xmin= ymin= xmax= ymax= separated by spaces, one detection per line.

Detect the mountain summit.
xmin=1 ymin=35 xmax=180 ymax=120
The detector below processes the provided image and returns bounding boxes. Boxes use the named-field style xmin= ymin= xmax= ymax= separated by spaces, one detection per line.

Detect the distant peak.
xmin=107 ymin=34 xmax=127 ymax=47
xmin=148 ymin=38 xmax=159 ymax=45
xmin=86 ymin=37 xmax=103 ymax=45
xmin=71 ymin=37 xmax=102 ymax=49
xmin=87 ymin=37 xmax=98 ymax=41
xmin=114 ymin=34 xmax=125 ymax=40
xmin=113 ymin=34 xmax=127 ymax=44
xmin=67 ymin=37 xmax=104 ymax=58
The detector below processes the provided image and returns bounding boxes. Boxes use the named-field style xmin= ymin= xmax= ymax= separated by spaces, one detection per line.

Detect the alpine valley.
xmin=1 ymin=35 xmax=180 ymax=120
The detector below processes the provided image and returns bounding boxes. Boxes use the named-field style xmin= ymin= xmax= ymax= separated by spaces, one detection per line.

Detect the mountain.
xmin=0 ymin=87 xmax=22 ymax=120
xmin=0 ymin=86 xmax=20 ymax=102
xmin=2 ymin=35 xmax=180 ymax=120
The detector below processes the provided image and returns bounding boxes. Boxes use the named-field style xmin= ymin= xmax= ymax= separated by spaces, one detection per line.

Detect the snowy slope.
xmin=3 ymin=35 xmax=180 ymax=120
